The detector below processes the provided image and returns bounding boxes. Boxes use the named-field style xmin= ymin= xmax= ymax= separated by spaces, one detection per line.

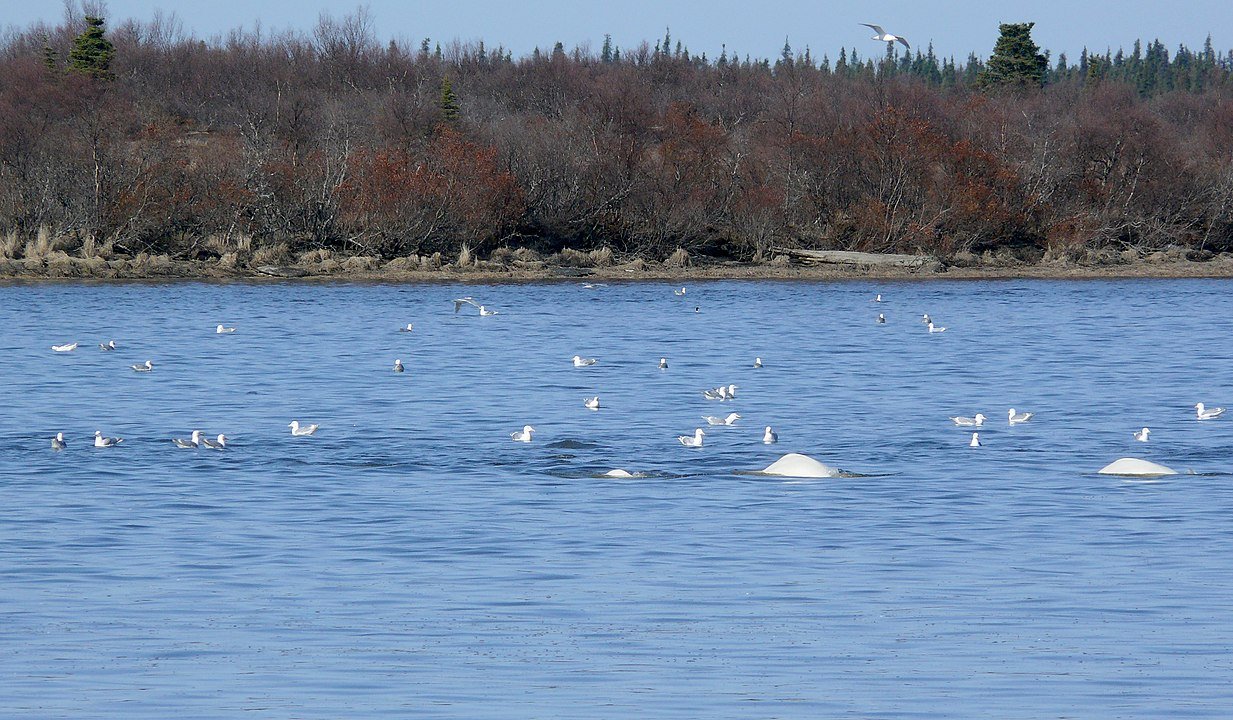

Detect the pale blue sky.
xmin=7 ymin=0 xmax=1232 ymax=62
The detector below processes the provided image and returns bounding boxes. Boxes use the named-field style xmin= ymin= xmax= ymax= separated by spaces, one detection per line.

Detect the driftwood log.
xmin=773 ymin=248 xmax=943 ymax=273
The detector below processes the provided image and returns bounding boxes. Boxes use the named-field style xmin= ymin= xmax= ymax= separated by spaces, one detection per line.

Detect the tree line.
xmin=2 ymin=10 xmax=1232 ymax=265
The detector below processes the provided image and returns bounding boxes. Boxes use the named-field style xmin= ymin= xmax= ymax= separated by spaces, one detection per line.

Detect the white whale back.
xmin=1097 ymin=457 xmax=1178 ymax=476
xmin=760 ymin=453 xmax=842 ymax=478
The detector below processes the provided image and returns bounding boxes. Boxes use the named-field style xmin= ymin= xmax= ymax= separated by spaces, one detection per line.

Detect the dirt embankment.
xmin=3 ymin=246 xmax=1233 ymax=283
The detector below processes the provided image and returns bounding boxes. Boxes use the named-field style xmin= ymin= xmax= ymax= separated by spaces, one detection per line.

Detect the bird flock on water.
xmin=42 ymin=285 xmax=1224 ymax=475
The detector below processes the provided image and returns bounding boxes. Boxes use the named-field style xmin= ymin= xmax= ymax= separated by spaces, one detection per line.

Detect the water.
xmin=2 ymin=278 xmax=1232 ymax=718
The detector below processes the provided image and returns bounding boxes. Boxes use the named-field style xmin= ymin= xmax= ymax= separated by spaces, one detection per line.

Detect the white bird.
xmin=572 ymin=355 xmax=597 ymax=367
xmin=763 ymin=426 xmax=778 ymax=444
xmin=678 ymin=428 xmax=705 ymax=447
xmin=52 ymin=343 xmax=77 ymax=352
xmin=922 ymin=314 xmax=932 ymax=324
xmin=927 ymin=322 xmax=946 ymax=333
xmin=584 ymin=396 xmax=600 ymax=410
xmin=479 ymin=306 xmax=499 ymax=316
xmin=951 ymin=413 xmax=987 ymax=427
xmin=874 ymin=294 xmax=882 ymax=302
xmin=861 ymin=23 xmax=910 ymax=49
xmin=93 ymin=430 xmax=123 ymax=447
xmin=453 ymin=297 xmax=479 ymax=313
xmin=877 ymin=313 xmax=885 ymax=324
xmin=393 ymin=359 xmax=404 ymax=373
xmin=202 ymin=433 xmax=227 ymax=449
xmin=51 ymin=432 xmax=66 ymax=450
xmin=288 ymin=420 xmax=319 ymax=436
xmin=753 ymin=357 xmax=763 ymax=368
xmin=399 ymin=323 xmax=414 ymax=332
xmin=1008 ymin=408 xmax=1034 ymax=425
xmin=723 ymin=383 xmax=738 ymax=399
xmin=674 ymin=287 xmax=686 ymax=296
xmin=702 ymin=386 xmax=726 ymax=400
xmin=131 ymin=360 xmax=154 ymax=372
xmin=98 ymin=340 xmax=116 ymax=351
xmin=173 ymin=430 xmax=202 ymax=449
xmin=511 ymin=425 xmax=535 ymax=442
xmin=216 ymin=324 xmax=236 ymax=334
xmin=970 ymin=432 xmax=981 ymax=447
xmin=658 ymin=357 xmax=668 ymax=369
xmin=1195 ymin=402 xmax=1225 ymax=420
xmin=1134 ymin=427 xmax=1151 ymax=442
xmin=702 ymin=412 xmax=741 ymax=426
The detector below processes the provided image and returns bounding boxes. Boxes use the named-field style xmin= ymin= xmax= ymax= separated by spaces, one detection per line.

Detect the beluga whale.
xmin=1097 ymin=458 xmax=1179 ymax=477
xmin=758 ymin=453 xmax=844 ymax=478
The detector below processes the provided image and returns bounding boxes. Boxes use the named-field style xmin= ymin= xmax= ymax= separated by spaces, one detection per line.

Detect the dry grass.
xmin=23 ymin=226 xmax=53 ymax=260
xmin=488 ymin=246 xmax=514 ymax=265
xmin=589 ymin=246 xmax=614 ymax=267
xmin=342 ymin=256 xmax=381 ymax=272
xmin=384 ymin=255 xmax=421 ymax=272
xmin=556 ymin=247 xmax=590 ymax=267
xmin=298 ymin=248 xmax=333 ymax=264
xmin=457 ymin=243 xmax=474 ymax=267
xmin=0 ymin=230 xmax=19 ymax=259
xmin=250 ymin=243 xmax=292 ymax=266
xmin=513 ymin=247 xmax=540 ymax=262
xmin=420 ymin=252 xmax=442 ymax=270
xmin=664 ymin=247 xmax=690 ymax=268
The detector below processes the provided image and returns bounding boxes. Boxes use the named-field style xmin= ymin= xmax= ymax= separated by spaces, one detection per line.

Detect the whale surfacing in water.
xmin=760 ymin=453 xmax=842 ymax=478
xmin=1097 ymin=458 xmax=1178 ymax=477
xmin=601 ymin=469 xmax=645 ymax=478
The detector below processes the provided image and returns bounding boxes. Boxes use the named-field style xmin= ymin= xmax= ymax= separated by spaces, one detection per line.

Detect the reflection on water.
xmin=2 ymin=279 xmax=1233 ymax=718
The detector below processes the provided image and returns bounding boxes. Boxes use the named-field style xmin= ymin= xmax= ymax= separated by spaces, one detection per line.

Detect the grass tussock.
xmin=250 ymin=243 xmax=292 ymax=266
xmin=0 ymin=230 xmax=19 ymax=259
xmin=457 ymin=243 xmax=474 ymax=268
xmin=298 ymin=248 xmax=333 ymax=264
xmin=488 ymin=246 xmax=514 ymax=265
xmin=420 ymin=252 xmax=442 ymax=270
xmin=23 ymin=226 xmax=54 ymax=260
xmin=383 ymin=255 xmax=421 ymax=272
xmin=342 ymin=256 xmax=381 ymax=272
xmin=664 ymin=247 xmax=690 ymax=268
xmin=589 ymin=246 xmax=614 ymax=267
xmin=513 ymin=247 xmax=540 ymax=262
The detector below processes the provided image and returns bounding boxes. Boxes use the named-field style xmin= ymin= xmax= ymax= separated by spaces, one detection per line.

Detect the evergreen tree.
xmin=41 ymin=34 xmax=59 ymax=74
xmin=601 ymin=34 xmax=613 ymax=64
xmin=979 ymin=22 xmax=1047 ymax=89
xmin=440 ymin=75 xmax=461 ymax=124
xmin=67 ymin=15 xmax=115 ymax=80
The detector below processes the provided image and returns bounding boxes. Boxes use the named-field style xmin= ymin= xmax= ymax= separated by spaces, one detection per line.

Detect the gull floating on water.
xmin=702 ymin=384 xmax=738 ymax=401
xmin=674 ymin=287 xmax=686 ymax=296
xmin=861 ymin=23 xmax=910 ymax=49
xmin=970 ymin=432 xmax=981 ymax=447
xmin=399 ymin=323 xmax=414 ymax=332
xmin=922 ymin=314 xmax=931 ymax=325
xmin=511 ymin=425 xmax=535 ymax=442
xmin=763 ymin=426 xmax=778 ymax=444
xmin=572 ymin=355 xmax=597 ymax=367
xmin=951 ymin=413 xmax=987 ymax=427
xmin=289 ymin=420 xmax=319 ymax=436
xmin=753 ymin=357 xmax=763 ymax=368
xmin=877 ymin=313 xmax=885 ymax=324
xmin=479 ymin=306 xmax=499 ymax=316
xmin=51 ymin=432 xmax=66 ymax=450
xmin=658 ymin=357 xmax=668 ymax=369
xmin=873 ymin=294 xmax=882 ymax=302
xmin=1008 ymin=408 xmax=1034 ymax=425
xmin=927 ymin=322 xmax=946 ymax=333
xmin=99 ymin=340 xmax=116 ymax=351
xmin=1134 ymin=427 xmax=1151 ymax=442
xmin=678 ymin=428 xmax=705 ymax=447
xmin=703 ymin=412 xmax=741 ymax=426
xmin=52 ymin=343 xmax=77 ymax=352
xmin=93 ymin=430 xmax=123 ymax=448
xmin=1195 ymin=402 xmax=1225 ymax=420
xmin=131 ymin=360 xmax=154 ymax=372
xmin=202 ymin=433 xmax=227 ymax=449
xmin=584 ymin=396 xmax=600 ymax=410
xmin=453 ymin=297 xmax=479 ymax=313
xmin=393 ymin=359 xmax=404 ymax=373
xmin=216 ymin=324 xmax=236 ymax=334
xmin=173 ymin=430 xmax=202 ymax=449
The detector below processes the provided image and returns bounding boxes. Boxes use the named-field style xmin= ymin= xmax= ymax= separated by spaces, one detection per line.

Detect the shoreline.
xmin=3 ymin=253 xmax=1233 ymax=284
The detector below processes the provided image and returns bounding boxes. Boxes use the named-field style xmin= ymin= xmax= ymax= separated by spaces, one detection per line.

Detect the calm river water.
xmin=2 ymin=279 xmax=1232 ymax=718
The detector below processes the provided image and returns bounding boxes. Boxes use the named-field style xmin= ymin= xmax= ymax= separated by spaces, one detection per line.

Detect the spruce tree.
xmin=67 ymin=15 xmax=115 ymax=80
xmin=440 ymin=75 xmax=461 ymax=124
xmin=979 ymin=22 xmax=1047 ymax=89
xmin=601 ymin=34 xmax=613 ymax=64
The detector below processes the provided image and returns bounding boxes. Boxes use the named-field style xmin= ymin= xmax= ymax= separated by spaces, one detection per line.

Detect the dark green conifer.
xmin=67 ymin=16 xmax=115 ymax=80
xmin=979 ymin=22 xmax=1047 ymax=89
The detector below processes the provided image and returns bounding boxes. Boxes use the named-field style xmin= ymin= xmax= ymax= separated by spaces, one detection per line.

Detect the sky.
xmin=5 ymin=0 xmax=1232 ymax=63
